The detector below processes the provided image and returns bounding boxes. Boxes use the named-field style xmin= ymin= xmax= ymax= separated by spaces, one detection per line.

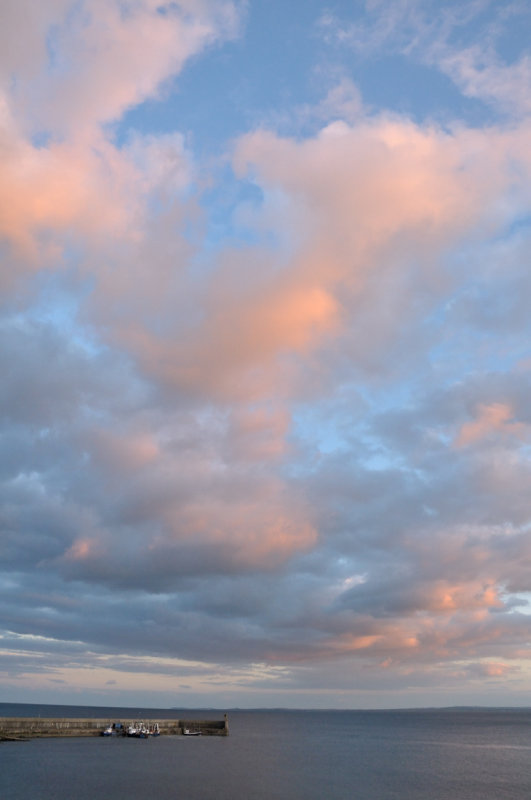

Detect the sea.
xmin=1 ymin=704 xmax=531 ymax=799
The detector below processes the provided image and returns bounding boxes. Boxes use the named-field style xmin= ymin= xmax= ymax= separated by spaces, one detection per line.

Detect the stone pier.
xmin=0 ymin=715 xmax=229 ymax=740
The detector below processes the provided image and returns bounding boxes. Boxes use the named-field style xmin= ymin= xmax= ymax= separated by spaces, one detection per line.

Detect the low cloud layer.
xmin=1 ymin=0 xmax=531 ymax=708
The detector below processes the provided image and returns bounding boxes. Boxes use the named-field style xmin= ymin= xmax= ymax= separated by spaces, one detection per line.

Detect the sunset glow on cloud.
xmin=2 ymin=0 xmax=531 ymax=709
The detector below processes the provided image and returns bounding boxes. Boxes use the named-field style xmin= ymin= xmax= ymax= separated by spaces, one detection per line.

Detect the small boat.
xmin=102 ymin=722 xmax=124 ymax=736
xmin=138 ymin=722 xmax=150 ymax=738
xmin=183 ymin=728 xmax=201 ymax=736
xmin=126 ymin=721 xmax=151 ymax=738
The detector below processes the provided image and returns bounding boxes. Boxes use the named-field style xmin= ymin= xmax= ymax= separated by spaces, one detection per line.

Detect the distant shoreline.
xmin=1 ymin=701 xmax=530 ymax=713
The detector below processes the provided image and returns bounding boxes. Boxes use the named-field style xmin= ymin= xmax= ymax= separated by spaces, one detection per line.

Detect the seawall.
xmin=0 ymin=715 xmax=228 ymax=740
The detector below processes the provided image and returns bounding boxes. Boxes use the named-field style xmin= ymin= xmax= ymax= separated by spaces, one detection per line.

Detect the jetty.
xmin=0 ymin=714 xmax=228 ymax=740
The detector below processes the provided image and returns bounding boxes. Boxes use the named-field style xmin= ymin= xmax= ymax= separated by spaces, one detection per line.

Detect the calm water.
xmin=1 ymin=704 xmax=531 ymax=799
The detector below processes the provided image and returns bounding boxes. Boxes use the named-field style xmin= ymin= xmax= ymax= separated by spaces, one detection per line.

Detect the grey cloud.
xmin=3 ymin=309 xmax=531 ymax=681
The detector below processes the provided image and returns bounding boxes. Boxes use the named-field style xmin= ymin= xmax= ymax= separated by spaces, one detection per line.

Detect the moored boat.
xmin=101 ymin=722 xmax=123 ymax=736
xmin=138 ymin=722 xmax=149 ymax=738
xmin=126 ymin=721 xmax=151 ymax=738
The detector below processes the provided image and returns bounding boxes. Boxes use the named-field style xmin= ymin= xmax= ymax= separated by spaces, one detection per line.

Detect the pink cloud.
xmin=7 ymin=1 xmax=240 ymax=136
xmin=455 ymin=402 xmax=525 ymax=447
xmin=112 ymin=270 xmax=339 ymax=401
xmin=60 ymin=492 xmax=317 ymax=577
xmin=0 ymin=0 xmax=238 ymax=268
xmin=99 ymin=115 xmax=523 ymax=405
xmin=233 ymin=119 xmax=513 ymax=279
xmin=481 ymin=662 xmax=515 ymax=677
xmin=422 ymin=581 xmax=503 ymax=614
xmin=326 ymin=625 xmax=421 ymax=659
xmin=64 ymin=537 xmax=100 ymax=562
xmin=465 ymin=661 xmax=520 ymax=679
xmin=0 ymin=131 xmax=140 ymax=262
xmin=158 ymin=478 xmax=318 ymax=569
xmin=3 ymin=17 xmax=531 ymax=409
xmin=0 ymin=1 xmax=71 ymax=80
xmin=115 ymin=115 xmax=527 ymax=402
xmin=87 ymin=429 xmax=160 ymax=473
xmin=227 ymin=405 xmax=291 ymax=461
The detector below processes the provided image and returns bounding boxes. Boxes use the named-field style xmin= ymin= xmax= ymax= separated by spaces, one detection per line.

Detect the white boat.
xmin=138 ymin=722 xmax=149 ymax=738
xmin=183 ymin=728 xmax=201 ymax=736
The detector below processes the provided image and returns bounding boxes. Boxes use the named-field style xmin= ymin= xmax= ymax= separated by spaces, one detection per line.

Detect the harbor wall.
xmin=0 ymin=715 xmax=228 ymax=739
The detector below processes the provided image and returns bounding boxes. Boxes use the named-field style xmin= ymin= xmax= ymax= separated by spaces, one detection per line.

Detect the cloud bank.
xmin=1 ymin=0 xmax=531 ymax=707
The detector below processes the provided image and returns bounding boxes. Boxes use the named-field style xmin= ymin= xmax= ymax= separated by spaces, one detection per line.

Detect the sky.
xmin=2 ymin=0 xmax=531 ymax=710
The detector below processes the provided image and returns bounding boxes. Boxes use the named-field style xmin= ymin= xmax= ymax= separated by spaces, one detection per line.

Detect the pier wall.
xmin=0 ymin=716 xmax=228 ymax=739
